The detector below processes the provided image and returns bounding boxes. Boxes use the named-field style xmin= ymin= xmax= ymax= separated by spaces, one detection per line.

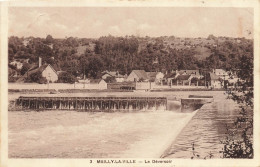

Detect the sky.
xmin=8 ymin=7 xmax=253 ymax=38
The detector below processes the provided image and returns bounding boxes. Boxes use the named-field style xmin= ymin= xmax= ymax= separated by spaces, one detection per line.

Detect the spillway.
xmin=16 ymin=96 xmax=168 ymax=111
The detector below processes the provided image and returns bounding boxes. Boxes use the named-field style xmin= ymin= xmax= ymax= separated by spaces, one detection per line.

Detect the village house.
xmin=163 ymin=72 xmax=177 ymax=85
xmin=89 ymin=79 xmax=107 ymax=89
xmin=175 ymin=74 xmax=193 ymax=86
xmin=10 ymin=59 xmax=29 ymax=70
xmin=17 ymin=57 xmax=58 ymax=83
xmin=213 ymin=69 xmax=229 ymax=80
xmin=177 ymin=70 xmax=203 ymax=79
xmin=127 ymin=70 xmax=164 ymax=83
xmin=102 ymin=71 xmax=125 ymax=82
xmin=146 ymin=72 xmax=164 ymax=84
xmin=127 ymin=70 xmax=149 ymax=82
xmin=209 ymin=72 xmax=222 ymax=88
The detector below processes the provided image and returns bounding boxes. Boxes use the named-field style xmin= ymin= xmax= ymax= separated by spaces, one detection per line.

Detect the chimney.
xmin=39 ymin=57 xmax=42 ymax=67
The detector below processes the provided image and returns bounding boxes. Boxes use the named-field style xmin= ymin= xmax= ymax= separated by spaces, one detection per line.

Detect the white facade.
xmin=210 ymin=80 xmax=222 ymax=88
xmin=42 ymin=65 xmax=58 ymax=82
xmin=127 ymin=72 xmax=139 ymax=82
xmin=156 ymin=72 xmax=164 ymax=80
xmin=10 ymin=60 xmax=23 ymax=69
xmin=89 ymin=79 xmax=107 ymax=89
xmin=213 ymin=69 xmax=229 ymax=80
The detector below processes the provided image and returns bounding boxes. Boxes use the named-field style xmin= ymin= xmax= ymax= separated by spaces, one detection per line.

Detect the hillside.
xmin=8 ymin=35 xmax=253 ymax=80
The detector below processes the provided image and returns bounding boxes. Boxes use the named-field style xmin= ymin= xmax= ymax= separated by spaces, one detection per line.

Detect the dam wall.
xmin=14 ymin=94 xmax=213 ymax=112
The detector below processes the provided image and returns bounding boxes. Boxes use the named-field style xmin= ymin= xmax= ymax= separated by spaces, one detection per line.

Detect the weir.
xmin=15 ymin=95 xmax=213 ymax=112
xmin=16 ymin=96 xmax=168 ymax=111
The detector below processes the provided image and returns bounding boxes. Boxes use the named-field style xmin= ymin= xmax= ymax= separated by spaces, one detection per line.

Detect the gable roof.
xmin=132 ymin=70 xmax=149 ymax=80
xmin=214 ymin=69 xmax=228 ymax=75
xmin=210 ymin=72 xmax=220 ymax=80
xmin=89 ymin=79 xmax=106 ymax=84
xmin=146 ymin=72 xmax=157 ymax=79
xmin=17 ymin=64 xmax=57 ymax=83
xmin=103 ymin=71 xmax=124 ymax=78
xmin=178 ymin=70 xmax=200 ymax=75
xmin=164 ymin=72 xmax=177 ymax=78
xmin=176 ymin=74 xmax=191 ymax=80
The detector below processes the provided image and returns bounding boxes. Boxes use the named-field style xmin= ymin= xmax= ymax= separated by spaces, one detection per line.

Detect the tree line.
xmin=8 ymin=35 xmax=253 ymax=80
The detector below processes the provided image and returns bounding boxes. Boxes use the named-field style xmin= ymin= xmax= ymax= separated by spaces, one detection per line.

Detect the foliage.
xmin=57 ymin=72 xmax=77 ymax=84
xmin=20 ymin=63 xmax=31 ymax=75
xmin=25 ymin=71 xmax=47 ymax=84
xmin=104 ymin=76 xmax=116 ymax=83
xmin=221 ymin=52 xmax=253 ymax=158
xmin=8 ymin=35 xmax=253 ymax=82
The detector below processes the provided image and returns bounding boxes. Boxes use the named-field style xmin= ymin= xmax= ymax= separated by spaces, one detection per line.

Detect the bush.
xmin=57 ymin=72 xmax=76 ymax=84
xmin=25 ymin=71 xmax=47 ymax=84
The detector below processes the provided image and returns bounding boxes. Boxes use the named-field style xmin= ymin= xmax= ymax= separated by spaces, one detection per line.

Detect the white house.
xmin=176 ymin=74 xmax=193 ymax=86
xmin=127 ymin=70 xmax=149 ymax=82
xmin=213 ymin=69 xmax=229 ymax=80
xmin=24 ymin=64 xmax=58 ymax=83
xmin=177 ymin=70 xmax=203 ymax=79
xmin=146 ymin=72 xmax=164 ymax=84
xmin=20 ymin=57 xmax=58 ymax=83
xmin=209 ymin=72 xmax=222 ymax=88
xmin=102 ymin=71 xmax=125 ymax=82
xmin=88 ymin=79 xmax=107 ymax=89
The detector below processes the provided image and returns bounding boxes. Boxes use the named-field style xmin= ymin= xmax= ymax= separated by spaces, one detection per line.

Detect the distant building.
xmin=177 ymin=70 xmax=202 ymax=79
xmin=213 ymin=69 xmax=229 ymax=80
xmin=146 ymin=72 xmax=164 ymax=84
xmin=209 ymin=72 xmax=222 ymax=88
xmin=17 ymin=57 xmax=58 ymax=83
xmin=163 ymin=72 xmax=177 ymax=85
xmin=127 ymin=70 xmax=149 ymax=82
xmin=127 ymin=70 xmax=164 ymax=83
xmin=10 ymin=59 xmax=29 ymax=69
xmin=89 ymin=79 xmax=107 ymax=89
xmin=102 ymin=71 xmax=125 ymax=82
xmin=176 ymin=74 xmax=193 ymax=86
xmin=25 ymin=64 xmax=58 ymax=83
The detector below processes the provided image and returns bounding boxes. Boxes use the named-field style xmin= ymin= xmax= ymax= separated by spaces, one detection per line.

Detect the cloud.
xmin=108 ymin=25 xmax=121 ymax=35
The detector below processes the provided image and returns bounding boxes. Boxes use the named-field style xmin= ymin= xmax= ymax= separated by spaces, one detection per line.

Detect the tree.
xmin=57 ymin=72 xmax=77 ymax=84
xmin=46 ymin=35 xmax=54 ymax=44
xmin=86 ymin=56 xmax=104 ymax=79
xmin=104 ymin=76 xmax=116 ymax=83
xmin=25 ymin=71 xmax=47 ymax=84
xmin=221 ymin=53 xmax=253 ymax=158
xmin=20 ymin=63 xmax=31 ymax=75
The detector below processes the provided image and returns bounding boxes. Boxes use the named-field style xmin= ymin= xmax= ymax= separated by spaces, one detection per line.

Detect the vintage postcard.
xmin=1 ymin=0 xmax=260 ymax=167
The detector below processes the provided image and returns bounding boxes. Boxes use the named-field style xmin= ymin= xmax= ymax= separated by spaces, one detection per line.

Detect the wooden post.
xmin=76 ymin=98 xmax=78 ymax=110
xmin=84 ymin=99 xmax=86 ymax=110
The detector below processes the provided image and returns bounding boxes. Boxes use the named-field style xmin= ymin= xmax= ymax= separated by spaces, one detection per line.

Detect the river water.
xmin=8 ymin=91 xmax=239 ymax=158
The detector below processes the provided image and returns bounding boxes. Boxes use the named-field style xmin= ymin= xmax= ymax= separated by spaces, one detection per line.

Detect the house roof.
xmin=132 ymin=70 xmax=149 ymax=80
xmin=214 ymin=69 xmax=228 ymax=75
xmin=89 ymin=79 xmax=106 ymax=84
xmin=210 ymin=72 xmax=220 ymax=80
xmin=102 ymin=71 xmax=124 ymax=78
xmin=176 ymin=74 xmax=191 ymax=80
xmin=146 ymin=72 xmax=157 ymax=79
xmin=178 ymin=70 xmax=200 ymax=75
xmin=164 ymin=72 xmax=177 ymax=78
xmin=18 ymin=64 xmax=57 ymax=82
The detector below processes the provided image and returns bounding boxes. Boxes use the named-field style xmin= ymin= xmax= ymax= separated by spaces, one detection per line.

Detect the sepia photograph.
xmin=1 ymin=0 xmax=260 ymax=166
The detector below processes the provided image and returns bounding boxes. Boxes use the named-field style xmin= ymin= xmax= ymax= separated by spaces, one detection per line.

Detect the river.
xmin=8 ymin=91 xmax=239 ymax=158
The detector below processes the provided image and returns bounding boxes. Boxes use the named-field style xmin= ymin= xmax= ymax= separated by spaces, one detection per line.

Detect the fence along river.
xmin=15 ymin=94 xmax=213 ymax=112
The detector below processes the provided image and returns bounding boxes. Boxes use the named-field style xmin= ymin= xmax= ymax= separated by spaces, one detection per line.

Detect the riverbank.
xmin=8 ymin=87 xmax=224 ymax=94
xmin=162 ymin=93 xmax=239 ymax=159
